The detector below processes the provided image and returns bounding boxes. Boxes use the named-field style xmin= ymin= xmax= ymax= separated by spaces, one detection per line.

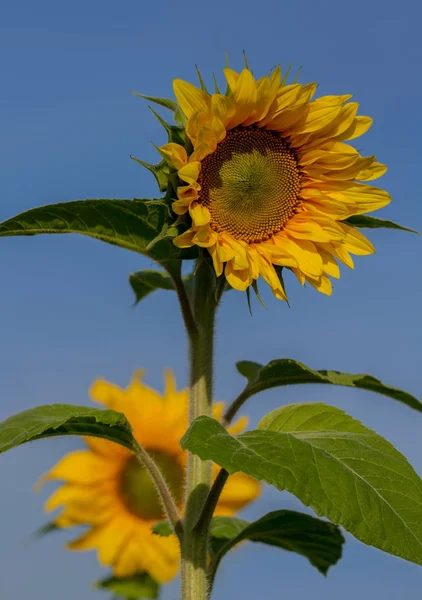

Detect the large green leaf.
xmin=0 ymin=198 xmax=181 ymax=261
xmin=235 ymin=359 xmax=422 ymax=413
xmin=0 ymin=405 xmax=134 ymax=454
xmin=181 ymin=404 xmax=422 ymax=566
xmin=129 ymin=269 xmax=193 ymax=305
xmin=95 ymin=574 xmax=159 ymax=599
xmin=210 ymin=511 xmax=344 ymax=575
xmin=151 ymin=511 xmax=343 ymax=575
xmin=344 ymin=215 xmax=420 ymax=235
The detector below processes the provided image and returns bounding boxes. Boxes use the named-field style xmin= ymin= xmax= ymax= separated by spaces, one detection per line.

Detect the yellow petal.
xmin=208 ymin=244 xmax=223 ymax=277
xmin=192 ymin=226 xmax=218 ymax=247
xmin=226 ymin=69 xmax=258 ymax=128
xmin=243 ymin=77 xmax=275 ymax=125
xmin=211 ymin=94 xmax=233 ymax=123
xmin=293 ymin=104 xmax=342 ymax=135
xmin=339 ymin=224 xmax=375 ymax=255
xmin=338 ymin=115 xmax=373 ymax=141
xmin=45 ymin=451 xmax=119 ymax=484
xmin=276 ymin=236 xmax=324 ymax=278
xmin=255 ymin=251 xmax=288 ymax=301
xmin=225 ymin=262 xmax=252 ymax=291
xmin=286 ymin=216 xmax=339 ymax=243
xmin=189 ymin=202 xmax=210 ymax=226
xmin=173 ymin=79 xmax=210 ymax=119
xmin=173 ymin=229 xmax=196 ymax=248
xmin=178 ymin=161 xmax=201 ymax=185
xmin=356 ymin=161 xmax=387 ymax=181
xmin=159 ymin=143 xmax=187 ymax=170
xmin=319 ymin=248 xmax=340 ymax=279
xmin=227 ymin=415 xmax=249 ymax=436
xmin=223 ymin=68 xmax=240 ymax=92
xmin=172 ymin=198 xmax=192 ymax=215
xmin=260 ymin=239 xmax=298 ymax=268
xmin=332 ymin=244 xmax=354 ymax=268
xmin=306 ymin=274 xmax=333 ymax=296
xmin=319 ymin=182 xmax=391 ymax=214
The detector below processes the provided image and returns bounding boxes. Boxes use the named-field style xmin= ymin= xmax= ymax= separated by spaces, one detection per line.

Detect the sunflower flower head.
xmin=39 ymin=371 xmax=260 ymax=583
xmin=154 ymin=61 xmax=391 ymax=301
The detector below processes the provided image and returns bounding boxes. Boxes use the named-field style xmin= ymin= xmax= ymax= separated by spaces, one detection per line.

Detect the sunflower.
xmin=40 ymin=370 xmax=260 ymax=583
xmin=159 ymin=64 xmax=391 ymax=300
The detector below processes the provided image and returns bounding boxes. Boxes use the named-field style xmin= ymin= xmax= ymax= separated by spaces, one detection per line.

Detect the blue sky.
xmin=1 ymin=0 xmax=421 ymax=597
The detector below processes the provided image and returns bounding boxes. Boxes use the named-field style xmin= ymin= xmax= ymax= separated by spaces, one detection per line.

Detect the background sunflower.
xmin=40 ymin=371 xmax=260 ymax=583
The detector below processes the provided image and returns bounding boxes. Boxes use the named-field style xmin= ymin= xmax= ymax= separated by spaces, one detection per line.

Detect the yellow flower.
xmin=160 ymin=64 xmax=391 ymax=300
xmin=40 ymin=371 xmax=260 ymax=583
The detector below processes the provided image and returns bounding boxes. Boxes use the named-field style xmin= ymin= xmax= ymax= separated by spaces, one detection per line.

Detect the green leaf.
xmin=151 ymin=511 xmax=343 ymax=575
xmin=129 ymin=270 xmax=174 ymax=304
xmin=344 ymin=215 xmax=420 ymax=235
xmin=148 ymin=107 xmax=187 ymax=147
xmin=95 ymin=574 xmax=159 ymax=599
xmin=210 ymin=511 xmax=344 ymax=575
xmin=0 ymin=404 xmax=134 ymax=454
xmin=181 ymin=405 xmax=422 ymax=567
xmin=0 ymin=198 xmax=184 ymax=262
xmin=131 ymin=91 xmax=177 ymax=112
xmin=129 ymin=270 xmax=193 ymax=305
xmin=236 ymin=358 xmax=422 ymax=413
xmin=30 ymin=521 xmax=60 ymax=540
xmin=151 ymin=520 xmax=173 ymax=537
xmin=131 ymin=157 xmax=170 ymax=192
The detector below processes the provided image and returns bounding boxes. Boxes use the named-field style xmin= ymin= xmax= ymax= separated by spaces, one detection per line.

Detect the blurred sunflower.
xmin=159 ymin=63 xmax=390 ymax=300
xmin=40 ymin=371 xmax=260 ymax=583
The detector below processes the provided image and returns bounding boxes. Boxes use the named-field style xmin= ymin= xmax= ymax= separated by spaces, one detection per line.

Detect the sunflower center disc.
xmin=198 ymin=127 xmax=301 ymax=243
xmin=120 ymin=452 xmax=184 ymax=520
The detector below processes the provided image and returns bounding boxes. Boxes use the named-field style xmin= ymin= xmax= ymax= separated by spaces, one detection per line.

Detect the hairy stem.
xmin=132 ymin=441 xmax=183 ymax=542
xmin=181 ymin=259 xmax=216 ymax=600
xmin=169 ymin=261 xmax=198 ymax=339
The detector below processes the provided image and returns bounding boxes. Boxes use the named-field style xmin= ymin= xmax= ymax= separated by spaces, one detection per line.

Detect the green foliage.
xmin=0 ymin=405 xmax=134 ymax=454
xmin=95 ymin=574 xmax=159 ymax=599
xmin=210 ymin=511 xmax=344 ymax=575
xmin=181 ymin=404 xmax=422 ymax=566
xmin=129 ymin=270 xmax=193 ymax=305
xmin=0 ymin=198 xmax=188 ymax=262
xmin=151 ymin=511 xmax=342 ymax=575
xmin=235 ymin=358 xmax=422 ymax=413
xmin=151 ymin=520 xmax=174 ymax=536
xmin=131 ymin=157 xmax=170 ymax=192
xmin=344 ymin=215 xmax=420 ymax=235
xmin=131 ymin=92 xmax=177 ymax=112
xmin=30 ymin=521 xmax=60 ymax=540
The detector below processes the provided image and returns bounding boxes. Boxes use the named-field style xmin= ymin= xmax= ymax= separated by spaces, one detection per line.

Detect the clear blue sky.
xmin=1 ymin=0 xmax=421 ymax=597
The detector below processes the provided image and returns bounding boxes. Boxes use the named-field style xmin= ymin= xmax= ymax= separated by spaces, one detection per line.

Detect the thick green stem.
xmin=181 ymin=259 xmax=216 ymax=600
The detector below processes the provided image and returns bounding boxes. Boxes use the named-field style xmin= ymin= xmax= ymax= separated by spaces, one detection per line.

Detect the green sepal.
xmin=148 ymin=107 xmax=186 ymax=146
xmin=195 ymin=65 xmax=208 ymax=92
xmin=280 ymin=62 xmax=293 ymax=86
xmin=251 ymin=280 xmax=268 ymax=310
xmin=131 ymin=156 xmax=170 ymax=192
xmin=212 ymin=73 xmax=220 ymax=94
xmin=344 ymin=214 xmax=421 ymax=235
xmin=30 ymin=521 xmax=60 ymax=541
xmin=95 ymin=574 xmax=159 ymax=599
xmin=131 ymin=91 xmax=177 ymax=112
